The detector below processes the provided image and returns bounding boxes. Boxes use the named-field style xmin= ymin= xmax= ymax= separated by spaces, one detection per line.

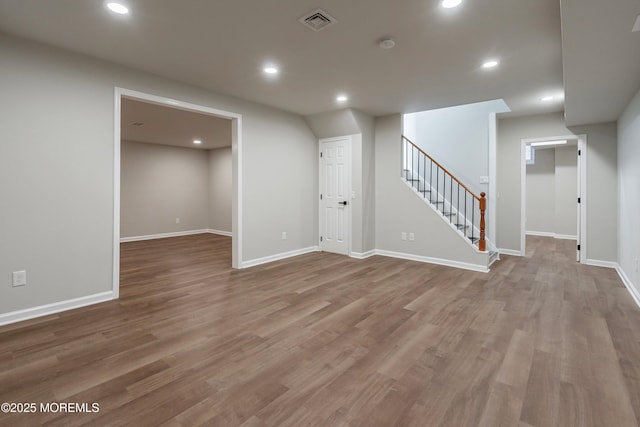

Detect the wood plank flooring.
xmin=1 ymin=234 xmax=639 ymax=426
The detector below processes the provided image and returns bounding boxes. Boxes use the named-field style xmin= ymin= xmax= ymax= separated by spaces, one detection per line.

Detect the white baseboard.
xmin=241 ymin=246 xmax=319 ymax=269
xmin=120 ymin=229 xmax=210 ymax=243
xmin=499 ymin=248 xmax=523 ymax=257
xmin=616 ymin=264 xmax=640 ymax=309
xmin=0 ymin=291 xmax=115 ymax=327
xmin=526 ymin=231 xmax=577 ymax=240
xmin=585 ymin=259 xmax=617 ymax=269
xmin=374 ymin=249 xmax=488 ymax=273
xmin=350 ymin=250 xmax=376 ymax=259
xmin=206 ymin=229 xmax=232 ymax=237
xmin=554 ymin=234 xmax=578 ymax=240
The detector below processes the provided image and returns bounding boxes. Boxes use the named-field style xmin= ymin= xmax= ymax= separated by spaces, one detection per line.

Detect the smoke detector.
xmin=299 ymin=8 xmax=337 ymax=32
xmin=378 ymin=38 xmax=396 ymax=49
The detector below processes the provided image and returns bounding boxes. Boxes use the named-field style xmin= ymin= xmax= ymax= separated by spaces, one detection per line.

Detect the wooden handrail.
xmin=402 ymin=135 xmax=481 ymax=201
xmin=479 ymin=192 xmax=486 ymax=252
xmin=402 ymin=135 xmax=487 ymax=252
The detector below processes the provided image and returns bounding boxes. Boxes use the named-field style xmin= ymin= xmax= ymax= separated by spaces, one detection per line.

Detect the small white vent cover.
xmin=299 ymin=8 xmax=337 ymax=32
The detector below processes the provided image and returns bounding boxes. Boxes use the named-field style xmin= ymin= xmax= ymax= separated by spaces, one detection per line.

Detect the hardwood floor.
xmin=1 ymin=234 xmax=639 ymax=426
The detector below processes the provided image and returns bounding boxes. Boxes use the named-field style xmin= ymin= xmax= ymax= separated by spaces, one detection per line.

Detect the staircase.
xmin=401 ymin=135 xmax=498 ymax=265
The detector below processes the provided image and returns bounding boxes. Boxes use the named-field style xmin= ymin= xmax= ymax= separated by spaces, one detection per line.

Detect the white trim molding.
xmin=616 ymin=264 xmax=640 ymax=309
xmin=0 ymin=291 xmax=114 ymax=327
xmin=499 ymin=248 xmax=523 ymax=257
xmin=120 ymin=229 xmax=211 ymax=243
xmin=375 ymin=250 xmax=488 ymax=273
xmin=584 ymin=259 xmax=617 ymax=269
xmin=520 ymin=134 xmax=586 ymax=263
xmin=555 ymin=234 xmax=578 ymax=241
xmin=350 ymin=250 xmax=376 ymax=259
xmin=241 ymin=247 xmax=320 ymax=269
xmin=113 ymin=87 xmax=243 ymax=300
xmin=526 ymin=231 xmax=577 ymax=240
xmin=120 ymin=229 xmax=231 ymax=242
xmin=207 ymin=229 xmax=233 ymax=237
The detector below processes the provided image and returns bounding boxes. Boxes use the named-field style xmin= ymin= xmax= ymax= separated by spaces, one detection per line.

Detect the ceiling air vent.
xmin=299 ymin=8 xmax=337 ymax=32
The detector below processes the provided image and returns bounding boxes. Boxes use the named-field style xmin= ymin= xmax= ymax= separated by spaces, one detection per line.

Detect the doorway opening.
xmin=520 ymin=134 xmax=586 ymax=262
xmin=113 ymin=88 xmax=242 ymax=298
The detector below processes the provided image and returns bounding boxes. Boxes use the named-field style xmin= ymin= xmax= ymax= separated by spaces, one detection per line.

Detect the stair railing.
xmin=401 ymin=135 xmax=486 ymax=252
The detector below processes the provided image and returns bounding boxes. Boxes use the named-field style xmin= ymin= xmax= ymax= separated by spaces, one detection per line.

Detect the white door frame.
xmin=113 ymin=87 xmax=242 ymax=298
xmin=318 ymin=136 xmax=352 ymax=256
xmin=520 ymin=134 xmax=586 ymax=262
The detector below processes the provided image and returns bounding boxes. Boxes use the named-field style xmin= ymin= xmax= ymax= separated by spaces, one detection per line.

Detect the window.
xmin=525 ymin=144 xmax=535 ymax=165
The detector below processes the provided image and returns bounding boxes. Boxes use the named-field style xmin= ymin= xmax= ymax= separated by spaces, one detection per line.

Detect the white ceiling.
xmin=121 ymin=98 xmax=231 ymax=149
xmin=0 ymin=0 xmax=636 ymax=125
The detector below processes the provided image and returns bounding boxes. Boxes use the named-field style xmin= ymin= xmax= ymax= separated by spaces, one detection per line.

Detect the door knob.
xmin=339 ymin=201 xmax=348 ymax=206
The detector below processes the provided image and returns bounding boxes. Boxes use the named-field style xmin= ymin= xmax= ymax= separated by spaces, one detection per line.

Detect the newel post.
xmin=479 ymin=192 xmax=486 ymax=252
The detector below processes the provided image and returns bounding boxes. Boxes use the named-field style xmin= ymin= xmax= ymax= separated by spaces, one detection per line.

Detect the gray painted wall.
xmin=375 ymin=115 xmax=488 ymax=267
xmin=304 ymin=109 xmax=360 ymax=139
xmin=554 ymin=146 xmax=578 ymax=237
xmin=0 ymin=34 xmax=317 ymax=315
xmin=525 ymin=146 xmax=577 ymax=237
xmin=208 ymin=147 xmax=232 ymax=233
xmin=304 ymin=108 xmax=376 ymax=255
xmin=497 ymin=112 xmax=617 ymax=262
xmin=404 ymin=100 xmax=509 ymax=197
xmin=571 ymin=122 xmax=617 ymax=262
xmin=526 ymin=148 xmax=556 ymax=233
xmin=352 ymin=110 xmax=376 ymax=253
xmin=618 ymin=87 xmax=640 ymax=295
xmin=121 ymin=141 xmax=210 ymax=237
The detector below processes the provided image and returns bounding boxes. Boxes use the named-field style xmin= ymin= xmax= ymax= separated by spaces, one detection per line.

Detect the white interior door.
xmin=320 ymin=137 xmax=350 ymax=255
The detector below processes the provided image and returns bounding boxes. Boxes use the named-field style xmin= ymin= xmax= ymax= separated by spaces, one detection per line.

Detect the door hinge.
xmin=320 ymin=236 xmax=323 ymax=242
xmin=578 ymin=197 xmax=581 ymax=203
xmin=578 ymin=149 xmax=581 ymax=155
xmin=320 ymin=194 xmax=323 ymax=200
xmin=320 ymin=152 xmax=323 ymax=158
xmin=577 ymin=244 xmax=581 ymax=251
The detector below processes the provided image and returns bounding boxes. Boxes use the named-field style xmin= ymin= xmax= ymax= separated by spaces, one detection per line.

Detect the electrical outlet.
xmin=409 ymin=233 xmax=415 ymax=241
xmin=401 ymin=232 xmax=407 ymax=241
xmin=175 ymin=217 xmax=181 ymax=224
xmin=282 ymin=231 xmax=287 ymax=240
xmin=13 ymin=270 xmax=26 ymax=287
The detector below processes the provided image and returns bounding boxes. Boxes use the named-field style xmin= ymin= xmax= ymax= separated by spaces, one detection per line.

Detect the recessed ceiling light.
xmin=540 ymin=95 xmax=554 ymax=101
xmin=336 ymin=94 xmax=348 ymax=102
xmin=529 ymin=139 xmax=567 ymax=147
xmin=193 ymin=139 xmax=202 ymax=145
xmin=530 ymin=140 xmax=567 ymax=147
xmin=482 ymin=60 xmax=499 ymax=69
xmin=441 ymin=0 xmax=462 ymax=9
xmin=263 ymin=67 xmax=279 ymax=75
xmin=106 ymin=2 xmax=129 ymax=14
